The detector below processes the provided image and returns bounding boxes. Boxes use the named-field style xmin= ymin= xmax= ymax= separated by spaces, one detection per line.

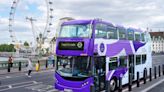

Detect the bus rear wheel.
xmin=110 ymin=78 xmax=117 ymax=91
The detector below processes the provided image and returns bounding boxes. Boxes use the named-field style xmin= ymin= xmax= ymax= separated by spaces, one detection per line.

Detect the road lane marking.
xmin=141 ymin=78 xmax=164 ymax=92
xmin=8 ymin=85 xmax=12 ymax=88
xmin=6 ymin=76 xmax=11 ymax=78
xmin=0 ymin=82 xmax=42 ymax=92
xmin=0 ymin=81 xmax=36 ymax=88
xmin=46 ymin=89 xmax=59 ymax=92
xmin=37 ymin=85 xmax=53 ymax=92
xmin=0 ymin=69 xmax=54 ymax=80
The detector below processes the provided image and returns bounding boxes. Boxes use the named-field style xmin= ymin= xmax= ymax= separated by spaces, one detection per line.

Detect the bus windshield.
xmin=59 ymin=24 xmax=92 ymax=38
xmin=57 ymin=56 xmax=92 ymax=78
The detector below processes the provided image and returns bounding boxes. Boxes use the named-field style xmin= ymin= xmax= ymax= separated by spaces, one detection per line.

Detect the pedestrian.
xmin=26 ymin=58 xmax=33 ymax=77
xmin=35 ymin=60 xmax=40 ymax=72
xmin=11 ymin=56 xmax=13 ymax=67
xmin=8 ymin=56 xmax=13 ymax=67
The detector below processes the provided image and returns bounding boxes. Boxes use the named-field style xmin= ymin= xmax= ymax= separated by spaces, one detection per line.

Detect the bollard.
xmin=137 ymin=72 xmax=140 ymax=87
xmin=149 ymin=68 xmax=152 ymax=81
xmin=159 ymin=65 xmax=161 ymax=77
xmin=8 ymin=63 xmax=10 ymax=72
xmin=154 ymin=66 xmax=157 ymax=79
xmin=90 ymin=84 xmax=95 ymax=92
xmin=18 ymin=62 xmax=21 ymax=71
xmin=143 ymin=69 xmax=146 ymax=84
xmin=45 ymin=60 xmax=48 ymax=69
xmin=119 ymin=77 xmax=122 ymax=92
xmin=128 ymin=73 xmax=132 ymax=91
xmin=163 ymin=64 xmax=164 ymax=76
xmin=105 ymin=81 xmax=110 ymax=92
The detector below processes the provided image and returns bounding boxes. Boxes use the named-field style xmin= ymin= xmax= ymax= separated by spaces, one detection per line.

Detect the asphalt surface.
xmin=0 ymin=55 xmax=163 ymax=92
xmin=148 ymin=81 xmax=164 ymax=92
xmin=0 ymin=69 xmax=57 ymax=92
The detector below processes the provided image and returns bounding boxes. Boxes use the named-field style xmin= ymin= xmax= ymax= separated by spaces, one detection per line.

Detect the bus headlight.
xmin=82 ymin=82 xmax=89 ymax=87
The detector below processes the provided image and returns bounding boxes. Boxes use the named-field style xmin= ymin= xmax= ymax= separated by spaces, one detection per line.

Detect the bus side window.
xmin=136 ymin=55 xmax=141 ymax=65
xmin=119 ymin=56 xmax=127 ymax=67
xmin=95 ymin=23 xmax=108 ymax=38
xmin=107 ymin=25 xmax=117 ymax=39
xmin=142 ymin=54 xmax=146 ymax=64
xmin=118 ymin=27 xmax=127 ymax=40
xmin=135 ymin=32 xmax=141 ymax=41
xmin=127 ymin=29 xmax=134 ymax=40
xmin=109 ymin=57 xmax=118 ymax=70
xmin=141 ymin=33 xmax=145 ymax=42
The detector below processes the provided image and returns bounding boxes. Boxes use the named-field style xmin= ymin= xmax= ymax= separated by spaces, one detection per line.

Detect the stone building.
xmin=150 ymin=32 xmax=164 ymax=54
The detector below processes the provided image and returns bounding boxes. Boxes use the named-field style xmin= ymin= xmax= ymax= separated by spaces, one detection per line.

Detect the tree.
xmin=24 ymin=41 xmax=29 ymax=47
xmin=0 ymin=44 xmax=16 ymax=52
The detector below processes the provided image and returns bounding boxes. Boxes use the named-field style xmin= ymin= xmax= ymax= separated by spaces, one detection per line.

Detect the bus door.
xmin=128 ymin=55 xmax=135 ymax=79
xmin=94 ymin=57 xmax=106 ymax=91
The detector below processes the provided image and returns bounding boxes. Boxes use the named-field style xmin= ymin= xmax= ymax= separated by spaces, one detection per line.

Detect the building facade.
xmin=150 ymin=32 xmax=164 ymax=54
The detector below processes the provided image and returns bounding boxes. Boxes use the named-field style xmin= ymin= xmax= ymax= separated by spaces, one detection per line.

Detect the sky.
xmin=0 ymin=0 xmax=164 ymax=44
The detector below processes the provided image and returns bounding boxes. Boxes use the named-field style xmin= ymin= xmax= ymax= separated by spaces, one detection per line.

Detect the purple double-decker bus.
xmin=54 ymin=19 xmax=152 ymax=92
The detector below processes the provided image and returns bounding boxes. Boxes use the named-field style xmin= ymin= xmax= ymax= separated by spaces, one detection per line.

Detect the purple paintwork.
xmin=62 ymin=20 xmax=92 ymax=26
xmin=54 ymin=73 xmax=93 ymax=92
xmin=94 ymin=40 xmax=146 ymax=57
xmin=56 ymin=38 xmax=94 ymax=56
xmin=106 ymin=40 xmax=133 ymax=57
xmin=133 ymin=41 xmax=146 ymax=52
xmin=94 ymin=20 xmax=115 ymax=27
xmin=116 ymin=24 xmax=125 ymax=29
xmin=106 ymin=67 xmax=128 ymax=80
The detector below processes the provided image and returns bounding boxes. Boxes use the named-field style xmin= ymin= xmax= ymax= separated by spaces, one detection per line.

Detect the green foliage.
xmin=0 ymin=44 xmax=16 ymax=52
xmin=24 ymin=41 xmax=29 ymax=47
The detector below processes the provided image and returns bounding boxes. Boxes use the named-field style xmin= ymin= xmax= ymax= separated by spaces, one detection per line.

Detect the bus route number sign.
xmin=58 ymin=41 xmax=84 ymax=50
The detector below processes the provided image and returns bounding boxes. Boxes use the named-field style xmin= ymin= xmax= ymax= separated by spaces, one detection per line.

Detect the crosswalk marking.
xmin=25 ymin=83 xmax=59 ymax=92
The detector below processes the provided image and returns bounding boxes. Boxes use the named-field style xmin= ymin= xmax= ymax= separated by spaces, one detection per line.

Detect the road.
xmin=0 ymin=69 xmax=57 ymax=92
xmin=0 ymin=55 xmax=163 ymax=92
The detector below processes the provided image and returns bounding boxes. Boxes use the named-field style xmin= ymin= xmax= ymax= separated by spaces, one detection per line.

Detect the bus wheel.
xmin=110 ymin=78 xmax=117 ymax=91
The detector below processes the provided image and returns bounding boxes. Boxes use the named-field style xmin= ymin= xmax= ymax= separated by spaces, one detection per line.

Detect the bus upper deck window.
xmin=127 ymin=29 xmax=134 ymax=40
xmin=141 ymin=33 xmax=145 ymax=42
xmin=135 ymin=32 xmax=141 ymax=41
xmin=118 ymin=28 xmax=127 ymax=40
xmin=107 ymin=26 xmax=117 ymax=39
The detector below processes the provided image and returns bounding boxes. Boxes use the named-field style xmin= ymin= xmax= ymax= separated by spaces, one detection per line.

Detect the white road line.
xmin=0 ymin=69 xmax=54 ymax=80
xmin=31 ymin=84 xmax=46 ymax=90
xmin=8 ymin=85 xmax=12 ymax=89
xmin=0 ymin=81 xmax=36 ymax=88
xmin=46 ymin=89 xmax=59 ymax=92
xmin=37 ymin=85 xmax=53 ymax=92
xmin=6 ymin=76 xmax=11 ymax=78
xmin=0 ymin=82 xmax=42 ymax=92
xmin=141 ymin=78 xmax=164 ymax=92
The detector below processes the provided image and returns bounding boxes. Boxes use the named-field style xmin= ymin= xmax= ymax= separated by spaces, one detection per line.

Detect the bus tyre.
xmin=110 ymin=78 xmax=117 ymax=92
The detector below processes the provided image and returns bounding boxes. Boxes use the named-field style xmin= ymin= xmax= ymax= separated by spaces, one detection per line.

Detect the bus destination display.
xmin=58 ymin=42 xmax=84 ymax=50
